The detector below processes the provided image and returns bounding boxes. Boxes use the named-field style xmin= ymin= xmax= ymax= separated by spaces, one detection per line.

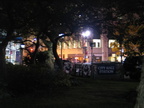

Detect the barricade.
xmin=73 ymin=62 xmax=122 ymax=79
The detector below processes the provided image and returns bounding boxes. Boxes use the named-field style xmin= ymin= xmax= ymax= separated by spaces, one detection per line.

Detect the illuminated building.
xmin=57 ymin=34 xmax=123 ymax=63
xmin=5 ymin=37 xmax=23 ymax=64
xmin=5 ymin=34 xmax=124 ymax=64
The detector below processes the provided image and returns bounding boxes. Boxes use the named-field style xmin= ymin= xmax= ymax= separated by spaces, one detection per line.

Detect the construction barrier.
xmin=72 ymin=62 xmax=122 ymax=79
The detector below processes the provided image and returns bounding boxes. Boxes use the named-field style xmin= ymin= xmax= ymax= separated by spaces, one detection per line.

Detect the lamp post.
xmin=59 ymin=33 xmax=64 ymax=59
xmin=90 ymin=42 xmax=94 ymax=64
xmin=9 ymin=42 xmax=12 ymax=63
xmin=82 ymin=30 xmax=91 ymax=63
xmin=20 ymin=44 xmax=25 ymax=65
xmin=61 ymin=40 xmax=62 ymax=59
xmin=120 ymin=48 xmax=124 ymax=63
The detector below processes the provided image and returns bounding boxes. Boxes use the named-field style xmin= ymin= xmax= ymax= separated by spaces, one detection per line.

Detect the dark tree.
xmin=0 ymin=1 xmax=34 ymax=81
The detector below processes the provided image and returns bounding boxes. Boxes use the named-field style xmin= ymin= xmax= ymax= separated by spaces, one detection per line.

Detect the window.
xmin=63 ymin=43 xmax=67 ymax=49
xmin=78 ymin=41 xmax=81 ymax=48
xmin=97 ymin=42 xmax=100 ymax=48
xmin=109 ymin=39 xmax=116 ymax=48
xmin=93 ymin=39 xmax=101 ymax=48
xmin=73 ymin=40 xmax=76 ymax=48
xmin=68 ymin=41 xmax=72 ymax=49
xmin=93 ymin=42 xmax=96 ymax=47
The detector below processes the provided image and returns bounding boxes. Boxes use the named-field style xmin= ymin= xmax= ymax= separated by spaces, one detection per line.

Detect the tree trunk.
xmin=30 ymin=34 xmax=40 ymax=64
xmin=42 ymin=40 xmax=54 ymax=71
xmin=0 ymin=29 xmax=14 ymax=82
xmin=0 ymin=45 xmax=7 ymax=82
xmin=52 ymin=40 xmax=63 ymax=70
xmin=46 ymin=33 xmax=71 ymax=71
xmin=134 ymin=57 xmax=144 ymax=108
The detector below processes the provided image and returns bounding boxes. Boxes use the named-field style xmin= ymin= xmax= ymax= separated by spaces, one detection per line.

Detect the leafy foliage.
xmin=123 ymin=56 xmax=142 ymax=80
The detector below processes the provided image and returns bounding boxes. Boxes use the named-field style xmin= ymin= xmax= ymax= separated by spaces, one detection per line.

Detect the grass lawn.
xmin=0 ymin=77 xmax=139 ymax=108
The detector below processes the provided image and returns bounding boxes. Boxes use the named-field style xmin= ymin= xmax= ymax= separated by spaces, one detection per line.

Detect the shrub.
xmin=6 ymin=64 xmax=71 ymax=96
xmin=0 ymin=82 xmax=10 ymax=99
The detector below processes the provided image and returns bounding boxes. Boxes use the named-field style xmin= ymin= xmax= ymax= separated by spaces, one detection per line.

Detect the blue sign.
xmin=15 ymin=37 xmax=23 ymax=41
xmin=97 ymin=64 xmax=116 ymax=74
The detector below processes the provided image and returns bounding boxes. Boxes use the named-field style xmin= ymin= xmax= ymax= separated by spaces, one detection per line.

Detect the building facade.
xmin=5 ymin=34 xmax=123 ymax=65
xmin=5 ymin=37 xmax=24 ymax=65
xmin=57 ymin=34 xmax=123 ymax=63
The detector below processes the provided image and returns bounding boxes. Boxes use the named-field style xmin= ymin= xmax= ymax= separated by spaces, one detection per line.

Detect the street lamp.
xmin=82 ymin=30 xmax=91 ymax=38
xmin=60 ymin=39 xmax=63 ymax=59
xmin=120 ymin=48 xmax=124 ymax=63
xmin=90 ymin=42 xmax=94 ymax=64
xmin=20 ymin=44 xmax=25 ymax=65
xmin=59 ymin=33 xmax=64 ymax=59
xmin=82 ymin=30 xmax=91 ymax=63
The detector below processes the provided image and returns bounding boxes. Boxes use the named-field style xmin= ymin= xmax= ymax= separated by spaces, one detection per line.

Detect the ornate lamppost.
xmin=90 ymin=41 xmax=95 ymax=64
xmin=20 ymin=44 xmax=25 ymax=65
xmin=59 ymin=33 xmax=64 ymax=59
xmin=82 ymin=30 xmax=91 ymax=63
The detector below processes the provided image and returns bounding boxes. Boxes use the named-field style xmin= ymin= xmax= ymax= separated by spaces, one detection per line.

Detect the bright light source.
xmin=82 ymin=30 xmax=91 ymax=37
xmin=59 ymin=33 xmax=64 ymax=36
xmin=20 ymin=44 xmax=25 ymax=49
xmin=33 ymin=38 xmax=37 ymax=41
xmin=30 ymin=48 xmax=34 ymax=52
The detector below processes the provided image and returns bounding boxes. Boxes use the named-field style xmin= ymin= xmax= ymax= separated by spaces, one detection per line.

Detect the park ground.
xmin=0 ymin=77 xmax=139 ymax=108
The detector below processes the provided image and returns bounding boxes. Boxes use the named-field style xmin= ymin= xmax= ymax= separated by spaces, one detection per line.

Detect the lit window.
xmin=73 ymin=41 xmax=76 ymax=48
xmin=109 ymin=40 xmax=116 ymax=48
xmin=78 ymin=41 xmax=81 ymax=48
xmin=97 ymin=42 xmax=100 ymax=48
xmin=93 ymin=39 xmax=101 ymax=48
xmin=63 ymin=43 xmax=66 ymax=49
xmin=93 ymin=43 xmax=96 ymax=47
xmin=68 ymin=41 xmax=72 ymax=49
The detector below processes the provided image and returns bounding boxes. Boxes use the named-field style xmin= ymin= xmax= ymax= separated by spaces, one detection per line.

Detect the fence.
xmin=65 ymin=62 xmax=123 ymax=79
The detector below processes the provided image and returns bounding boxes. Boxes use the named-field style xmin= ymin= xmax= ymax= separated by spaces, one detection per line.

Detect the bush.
xmin=7 ymin=65 xmax=38 ymax=95
xmin=6 ymin=64 xmax=71 ymax=96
